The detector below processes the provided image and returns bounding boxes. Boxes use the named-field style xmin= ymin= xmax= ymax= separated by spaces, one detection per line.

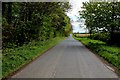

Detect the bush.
xmin=90 ymin=33 xmax=110 ymax=42
xmin=90 ymin=32 xmax=120 ymax=46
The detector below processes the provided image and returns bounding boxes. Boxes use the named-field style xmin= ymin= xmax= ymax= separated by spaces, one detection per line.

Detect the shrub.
xmin=90 ymin=33 xmax=110 ymax=42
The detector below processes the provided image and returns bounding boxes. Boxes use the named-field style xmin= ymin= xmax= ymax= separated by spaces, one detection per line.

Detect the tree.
xmin=2 ymin=2 xmax=71 ymax=48
xmin=80 ymin=2 xmax=120 ymax=44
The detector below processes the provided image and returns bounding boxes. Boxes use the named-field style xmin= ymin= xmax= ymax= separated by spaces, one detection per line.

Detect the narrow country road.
xmin=12 ymin=35 xmax=118 ymax=78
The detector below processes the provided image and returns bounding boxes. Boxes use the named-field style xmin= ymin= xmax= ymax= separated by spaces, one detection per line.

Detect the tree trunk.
xmin=7 ymin=2 xmax=12 ymax=24
xmin=109 ymin=2 xmax=115 ymax=44
xmin=28 ymin=7 xmax=32 ymax=21
xmin=2 ymin=2 xmax=6 ymax=17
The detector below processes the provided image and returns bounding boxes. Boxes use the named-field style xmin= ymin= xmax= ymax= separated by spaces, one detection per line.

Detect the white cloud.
xmin=67 ymin=0 xmax=89 ymax=33
xmin=68 ymin=0 xmax=89 ymax=16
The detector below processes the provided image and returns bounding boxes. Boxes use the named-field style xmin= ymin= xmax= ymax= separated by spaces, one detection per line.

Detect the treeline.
xmin=80 ymin=2 xmax=120 ymax=45
xmin=2 ymin=2 xmax=71 ymax=48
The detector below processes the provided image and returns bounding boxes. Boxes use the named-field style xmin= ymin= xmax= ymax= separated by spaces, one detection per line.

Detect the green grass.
xmin=74 ymin=37 xmax=120 ymax=71
xmin=2 ymin=37 xmax=65 ymax=78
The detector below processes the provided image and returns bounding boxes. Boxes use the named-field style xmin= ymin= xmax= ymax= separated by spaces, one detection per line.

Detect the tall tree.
xmin=80 ymin=2 xmax=120 ymax=44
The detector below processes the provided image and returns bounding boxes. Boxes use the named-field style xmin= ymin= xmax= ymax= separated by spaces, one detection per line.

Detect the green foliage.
xmin=89 ymin=32 xmax=120 ymax=45
xmin=2 ymin=37 xmax=65 ymax=78
xmin=90 ymin=33 xmax=110 ymax=42
xmin=80 ymin=2 xmax=120 ymax=44
xmin=2 ymin=2 xmax=71 ymax=48
xmin=74 ymin=37 xmax=120 ymax=70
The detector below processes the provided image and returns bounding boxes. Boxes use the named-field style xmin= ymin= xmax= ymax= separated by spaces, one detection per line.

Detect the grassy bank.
xmin=74 ymin=36 xmax=120 ymax=71
xmin=2 ymin=37 xmax=65 ymax=78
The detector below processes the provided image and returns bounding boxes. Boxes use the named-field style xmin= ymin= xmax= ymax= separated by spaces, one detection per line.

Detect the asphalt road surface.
xmin=12 ymin=35 xmax=118 ymax=78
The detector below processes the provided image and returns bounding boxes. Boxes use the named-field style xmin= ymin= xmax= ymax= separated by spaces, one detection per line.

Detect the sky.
xmin=67 ymin=0 xmax=89 ymax=33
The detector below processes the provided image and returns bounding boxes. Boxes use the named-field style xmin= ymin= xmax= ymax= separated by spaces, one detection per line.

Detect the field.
xmin=74 ymin=33 xmax=90 ymax=37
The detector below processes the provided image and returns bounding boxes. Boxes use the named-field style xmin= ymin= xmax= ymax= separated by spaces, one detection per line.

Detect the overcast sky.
xmin=67 ymin=0 xmax=89 ymax=33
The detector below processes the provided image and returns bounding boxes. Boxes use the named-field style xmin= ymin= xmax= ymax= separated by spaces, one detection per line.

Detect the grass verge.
xmin=74 ymin=36 xmax=120 ymax=72
xmin=2 ymin=37 xmax=65 ymax=78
